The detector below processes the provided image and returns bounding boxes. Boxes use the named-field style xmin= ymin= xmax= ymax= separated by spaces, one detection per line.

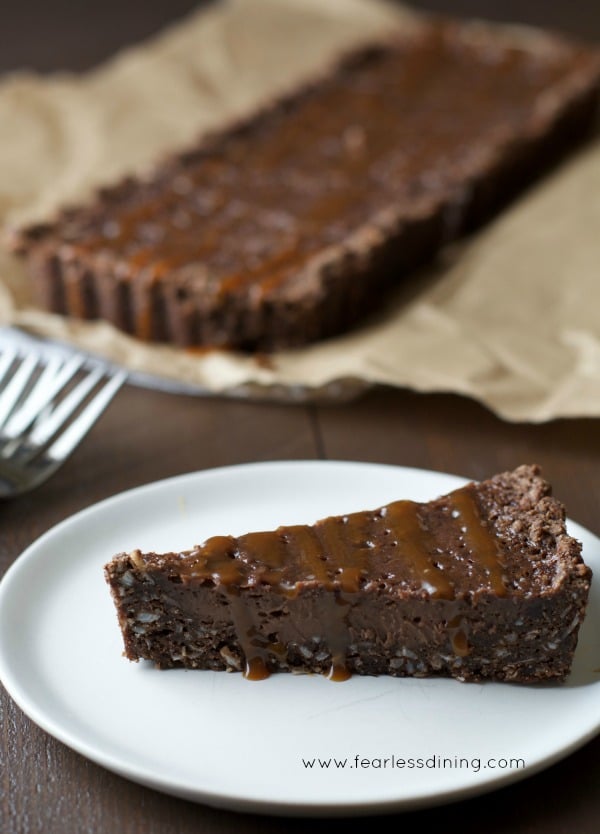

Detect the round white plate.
xmin=0 ymin=462 xmax=598 ymax=816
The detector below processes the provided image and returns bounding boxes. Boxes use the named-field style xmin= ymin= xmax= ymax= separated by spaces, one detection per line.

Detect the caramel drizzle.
xmin=383 ymin=501 xmax=454 ymax=598
xmin=178 ymin=483 xmax=506 ymax=678
xmin=448 ymin=485 xmax=507 ymax=596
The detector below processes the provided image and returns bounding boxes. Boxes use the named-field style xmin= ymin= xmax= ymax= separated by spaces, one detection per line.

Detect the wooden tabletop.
xmin=1 ymin=2 xmax=599 ymax=832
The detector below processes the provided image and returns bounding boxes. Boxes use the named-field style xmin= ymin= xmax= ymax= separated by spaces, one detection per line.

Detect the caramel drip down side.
xmin=284 ymin=524 xmax=353 ymax=681
xmin=313 ymin=515 xmax=369 ymax=680
xmin=448 ymin=615 xmax=471 ymax=658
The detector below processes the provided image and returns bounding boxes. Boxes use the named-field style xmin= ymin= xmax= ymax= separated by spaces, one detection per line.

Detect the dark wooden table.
xmin=1 ymin=2 xmax=599 ymax=832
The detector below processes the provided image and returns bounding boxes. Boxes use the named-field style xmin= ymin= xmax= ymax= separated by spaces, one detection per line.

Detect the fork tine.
xmin=3 ymin=355 xmax=62 ymax=437
xmin=0 ymin=347 xmax=18 ymax=387
xmin=3 ymin=354 xmax=84 ymax=439
xmin=28 ymin=365 xmax=104 ymax=447
xmin=0 ymin=353 xmax=39 ymax=428
xmin=45 ymin=370 xmax=127 ymax=462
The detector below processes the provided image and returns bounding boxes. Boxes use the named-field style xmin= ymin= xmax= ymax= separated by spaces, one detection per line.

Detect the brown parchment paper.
xmin=0 ymin=0 xmax=599 ymax=422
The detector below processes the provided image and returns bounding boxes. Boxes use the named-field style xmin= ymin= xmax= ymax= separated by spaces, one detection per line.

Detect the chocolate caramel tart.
xmin=14 ymin=20 xmax=600 ymax=351
xmin=104 ymin=465 xmax=591 ymax=683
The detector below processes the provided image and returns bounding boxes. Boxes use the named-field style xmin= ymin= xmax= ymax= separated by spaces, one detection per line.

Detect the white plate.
xmin=0 ymin=462 xmax=598 ymax=816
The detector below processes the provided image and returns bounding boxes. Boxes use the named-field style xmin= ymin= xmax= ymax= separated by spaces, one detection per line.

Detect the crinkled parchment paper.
xmin=0 ymin=0 xmax=599 ymax=421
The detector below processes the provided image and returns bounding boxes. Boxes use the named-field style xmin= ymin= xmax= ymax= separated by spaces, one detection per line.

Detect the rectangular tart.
xmin=104 ymin=465 xmax=591 ymax=683
xmin=14 ymin=19 xmax=600 ymax=351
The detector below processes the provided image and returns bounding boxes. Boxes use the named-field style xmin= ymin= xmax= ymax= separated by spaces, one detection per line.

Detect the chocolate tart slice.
xmin=104 ymin=465 xmax=591 ymax=683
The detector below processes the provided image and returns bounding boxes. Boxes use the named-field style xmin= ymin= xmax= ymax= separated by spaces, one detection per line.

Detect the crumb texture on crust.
xmin=475 ymin=464 xmax=589 ymax=593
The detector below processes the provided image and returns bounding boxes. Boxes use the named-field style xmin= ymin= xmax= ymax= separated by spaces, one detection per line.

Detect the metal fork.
xmin=0 ymin=342 xmax=126 ymax=497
